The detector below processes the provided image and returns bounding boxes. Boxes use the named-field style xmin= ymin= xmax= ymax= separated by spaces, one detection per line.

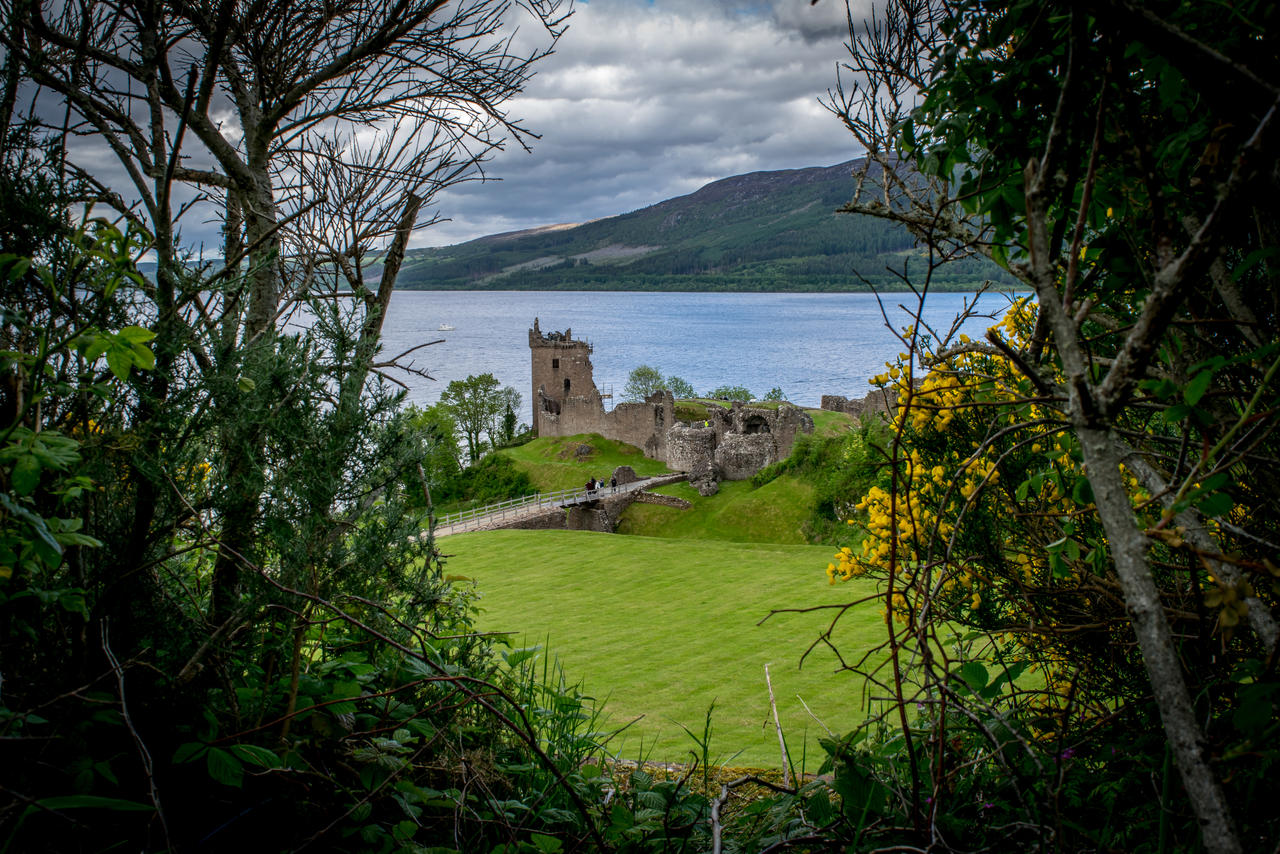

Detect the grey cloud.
xmin=51 ymin=0 xmax=863 ymax=254
xmin=406 ymin=0 xmax=862 ymax=247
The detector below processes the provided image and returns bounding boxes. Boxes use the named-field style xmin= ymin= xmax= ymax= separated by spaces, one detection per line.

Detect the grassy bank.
xmin=444 ymin=529 xmax=883 ymax=769
xmin=499 ymin=434 xmax=671 ymax=492
xmin=616 ymin=477 xmax=816 ymax=544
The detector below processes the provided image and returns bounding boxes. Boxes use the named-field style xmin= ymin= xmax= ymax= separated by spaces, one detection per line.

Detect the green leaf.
xmin=206 ymin=746 xmax=244 ymax=787
xmin=1196 ymin=491 xmax=1233 ymax=517
xmin=105 ymin=347 xmax=131 ymax=381
xmin=503 ymin=645 xmax=542 ymax=668
xmin=1232 ymin=686 xmax=1276 ymax=737
xmin=11 ymin=454 xmax=41 ymax=496
xmin=173 ymin=742 xmax=207 ymax=764
xmin=990 ymin=243 xmax=1009 ymax=271
xmin=1183 ymin=370 xmax=1213 ymax=406
xmin=81 ymin=335 xmax=109 ymax=362
xmin=807 ymin=789 xmax=835 ymax=825
xmin=130 ymin=343 xmax=156 ymax=370
xmin=34 ymin=795 xmax=154 ymax=812
xmin=118 ymin=325 xmax=156 ymax=344
xmin=530 ymin=833 xmax=564 ymax=853
xmin=956 ymin=662 xmax=989 ymax=690
xmin=1071 ymin=477 xmax=1094 ymax=506
xmin=0 ymin=254 xmax=32 ymax=280
xmin=1049 ymin=551 xmax=1070 ymax=579
xmin=230 ymin=743 xmax=281 ymax=768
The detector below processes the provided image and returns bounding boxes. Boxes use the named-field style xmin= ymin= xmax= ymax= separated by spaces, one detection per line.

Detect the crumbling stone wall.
xmin=666 ymin=422 xmax=717 ymax=475
xmin=529 ymin=320 xmax=813 ymax=481
xmin=821 ymin=387 xmax=898 ymax=418
xmin=504 ymin=508 xmax=567 ymax=530
xmin=714 ymin=433 xmax=777 ymax=481
xmin=632 ymin=492 xmax=692 ymax=510
xmin=531 ymin=319 xmax=674 ymax=455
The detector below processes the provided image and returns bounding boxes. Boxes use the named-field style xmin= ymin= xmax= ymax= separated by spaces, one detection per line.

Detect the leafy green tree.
xmin=492 ymin=386 xmax=523 ymax=449
xmin=0 ymin=4 xmax=637 ymax=852
xmin=821 ymin=1 xmax=1280 ymax=851
xmin=666 ymin=375 xmax=696 ymax=399
xmin=500 ymin=401 xmax=519 ymax=446
xmin=439 ymin=373 xmax=522 ymax=462
xmin=706 ymin=384 xmax=753 ymax=402
xmin=623 ymin=364 xmax=665 ymax=401
xmin=409 ymin=401 xmax=463 ymax=483
xmin=763 ymin=386 xmax=785 ymax=401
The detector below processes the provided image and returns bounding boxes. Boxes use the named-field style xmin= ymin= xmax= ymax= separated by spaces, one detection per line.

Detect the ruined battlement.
xmin=530 ymin=318 xmax=602 ymax=435
xmin=529 ymin=317 xmax=593 ymax=353
xmin=529 ymin=320 xmax=813 ymax=482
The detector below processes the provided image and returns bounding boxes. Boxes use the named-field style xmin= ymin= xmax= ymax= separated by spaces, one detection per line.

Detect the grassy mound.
xmin=807 ymin=408 xmax=857 ymax=436
xmin=617 ymin=477 xmax=816 ymax=544
xmin=499 ymin=433 xmax=672 ymax=491
xmin=445 ymin=529 xmax=881 ymax=769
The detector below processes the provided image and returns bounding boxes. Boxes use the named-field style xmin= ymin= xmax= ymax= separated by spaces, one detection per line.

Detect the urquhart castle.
xmin=529 ymin=319 xmax=894 ymax=491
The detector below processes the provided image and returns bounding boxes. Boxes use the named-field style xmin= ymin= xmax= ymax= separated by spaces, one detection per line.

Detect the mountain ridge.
xmin=384 ymin=159 xmax=1006 ymax=292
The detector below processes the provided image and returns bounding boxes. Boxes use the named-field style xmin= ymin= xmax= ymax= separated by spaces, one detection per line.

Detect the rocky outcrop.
xmin=690 ymin=473 xmax=719 ymax=496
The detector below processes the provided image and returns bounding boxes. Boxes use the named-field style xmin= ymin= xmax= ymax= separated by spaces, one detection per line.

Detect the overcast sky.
xmin=413 ymin=0 xmax=869 ymax=247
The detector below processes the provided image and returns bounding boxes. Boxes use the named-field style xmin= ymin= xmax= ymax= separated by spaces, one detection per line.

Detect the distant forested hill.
xmin=383 ymin=160 xmax=1012 ymax=292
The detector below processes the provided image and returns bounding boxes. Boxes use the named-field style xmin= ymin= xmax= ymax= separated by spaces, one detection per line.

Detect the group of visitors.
xmin=584 ymin=475 xmax=618 ymax=496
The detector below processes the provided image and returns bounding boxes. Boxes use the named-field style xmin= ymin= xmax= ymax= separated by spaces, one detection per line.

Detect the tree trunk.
xmin=1078 ymin=425 xmax=1241 ymax=854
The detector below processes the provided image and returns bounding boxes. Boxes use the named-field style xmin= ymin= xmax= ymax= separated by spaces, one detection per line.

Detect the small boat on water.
xmin=438 ymin=323 xmax=455 ymax=331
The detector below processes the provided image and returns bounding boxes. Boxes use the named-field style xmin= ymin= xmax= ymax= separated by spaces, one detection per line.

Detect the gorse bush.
xmin=815 ymin=0 xmax=1280 ymax=851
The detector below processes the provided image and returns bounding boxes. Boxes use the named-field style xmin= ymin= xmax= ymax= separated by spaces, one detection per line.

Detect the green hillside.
xmin=499 ymin=434 xmax=672 ymax=492
xmin=386 ymin=161 xmax=1011 ymax=292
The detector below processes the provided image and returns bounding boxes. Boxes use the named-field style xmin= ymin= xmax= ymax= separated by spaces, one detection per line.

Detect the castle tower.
xmin=529 ymin=318 xmax=601 ymax=436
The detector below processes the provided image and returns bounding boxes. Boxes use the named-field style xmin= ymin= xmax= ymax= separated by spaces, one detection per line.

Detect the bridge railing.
xmin=436 ymin=481 xmax=640 ymax=530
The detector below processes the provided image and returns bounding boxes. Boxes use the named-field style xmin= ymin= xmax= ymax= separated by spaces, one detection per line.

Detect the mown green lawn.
xmin=444 ymin=529 xmax=885 ymax=770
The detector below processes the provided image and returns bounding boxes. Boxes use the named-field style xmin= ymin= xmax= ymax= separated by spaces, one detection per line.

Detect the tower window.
xmin=564 ymin=378 xmax=571 ymax=395
xmin=552 ymin=358 xmax=559 ymax=369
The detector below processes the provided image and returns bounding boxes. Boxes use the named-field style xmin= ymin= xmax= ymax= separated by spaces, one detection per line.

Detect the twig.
xmin=100 ymin=619 xmax=171 ymax=849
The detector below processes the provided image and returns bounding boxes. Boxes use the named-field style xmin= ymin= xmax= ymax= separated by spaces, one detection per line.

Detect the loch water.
xmin=370 ymin=290 xmax=1024 ymax=425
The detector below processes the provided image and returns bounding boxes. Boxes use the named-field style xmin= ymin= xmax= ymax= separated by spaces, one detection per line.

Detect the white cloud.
xmin=412 ymin=0 xmax=865 ymax=247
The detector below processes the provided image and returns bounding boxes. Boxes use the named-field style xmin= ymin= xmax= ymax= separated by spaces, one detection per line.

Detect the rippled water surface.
xmin=372 ymin=290 xmax=1024 ymax=424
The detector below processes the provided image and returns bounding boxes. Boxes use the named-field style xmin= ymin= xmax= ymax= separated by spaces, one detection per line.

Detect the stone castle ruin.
xmin=530 ymin=319 xmax=814 ymax=486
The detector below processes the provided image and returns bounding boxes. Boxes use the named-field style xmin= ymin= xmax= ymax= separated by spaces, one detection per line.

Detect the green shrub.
xmin=434 ymin=453 xmax=536 ymax=511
